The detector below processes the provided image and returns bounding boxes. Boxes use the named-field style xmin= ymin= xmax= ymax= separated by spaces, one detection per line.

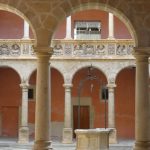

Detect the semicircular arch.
xmin=51 ymin=1 xmax=138 ymax=46
xmin=0 ymin=3 xmax=37 ymax=44
xmin=0 ymin=65 xmax=21 ymax=82
xmin=71 ymin=63 xmax=108 ymax=83
xmin=115 ymin=64 xmax=136 ymax=82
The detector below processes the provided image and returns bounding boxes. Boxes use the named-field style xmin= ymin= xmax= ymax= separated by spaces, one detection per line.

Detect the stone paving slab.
xmin=0 ymin=138 xmax=134 ymax=150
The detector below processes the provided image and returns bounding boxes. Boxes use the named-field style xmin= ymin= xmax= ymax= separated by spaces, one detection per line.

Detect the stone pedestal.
xmin=18 ymin=126 xmax=29 ymax=144
xmin=62 ymin=128 xmax=73 ymax=144
xmin=109 ymin=128 xmax=117 ymax=144
xmin=75 ymin=128 xmax=112 ymax=150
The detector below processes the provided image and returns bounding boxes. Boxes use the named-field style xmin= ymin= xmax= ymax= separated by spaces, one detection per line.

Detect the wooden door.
xmin=2 ymin=106 xmax=19 ymax=137
xmin=73 ymin=106 xmax=90 ymax=137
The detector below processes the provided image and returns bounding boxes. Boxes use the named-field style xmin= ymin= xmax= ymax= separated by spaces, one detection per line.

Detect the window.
xmin=28 ymin=85 xmax=36 ymax=100
xmin=100 ymin=86 xmax=108 ymax=101
xmin=74 ymin=21 xmax=101 ymax=40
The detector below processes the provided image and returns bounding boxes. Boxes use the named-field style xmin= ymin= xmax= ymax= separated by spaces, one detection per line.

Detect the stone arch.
xmin=70 ymin=63 xmax=108 ymax=83
xmin=0 ymin=65 xmax=21 ymax=82
xmin=69 ymin=3 xmax=137 ymax=45
xmin=28 ymin=65 xmax=65 ymax=84
xmin=50 ymin=1 xmax=138 ymax=46
xmin=71 ymin=64 xmax=108 ymax=130
xmin=0 ymin=1 xmax=142 ymax=47
xmin=50 ymin=65 xmax=65 ymax=83
xmin=0 ymin=3 xmax=37 ymax=43
xmin=115 ymin=64 xmax=136 ymax=82
xmin=28 ymin=67 xmax=37 ymax=84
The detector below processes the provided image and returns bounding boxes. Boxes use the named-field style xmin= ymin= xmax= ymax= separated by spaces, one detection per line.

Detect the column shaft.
xmin=62 ymin=84 xmax=73 ymax=143
xmin=23 ymin=20 xmax=30 ymax=39
xmin=108 ymin=13 xmax=114 ymax=39
xmin=107 ymin=83 xmax=117 ymax=144
xmin=65 ymin=16 xmax=72 ymax=39
xmin=33 ymin=49 xmax=53 ymax=150
xmin=107 ymin=85 xmax=116 ymax=128
xmin=134 ymin=50 xmax=150 ymax=150
xmin=21 ymin=84 xmax=28 ymax=126
xmin=18 ymin=82 xmax=29 ymax=143
xmin=64 ymin=84 xmax=72 ymax=128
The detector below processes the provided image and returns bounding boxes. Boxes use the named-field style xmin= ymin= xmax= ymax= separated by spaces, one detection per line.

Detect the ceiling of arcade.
xmin=0 ymin=0 xmax=150 ymax=49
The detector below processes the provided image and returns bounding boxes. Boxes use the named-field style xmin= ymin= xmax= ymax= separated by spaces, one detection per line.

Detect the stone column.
xmin=107 ymin=83 xmax=117 ymax=143
xmin=33 ymin=47 xmax=53 ymax=150
xmin=23 ymin=20 xmax=30 ymax=39
xmin=108 ymin=13 xmax=114 ymax=39
xmin=18 ymin=80 xmax=29 ymax=143
xmin=133 ymin=49 xmax=150 ymax=150
xmin=62 ymin=83 xmax=73 ymax=143
xmin=65 ymin=16 xmax=72 ymax=39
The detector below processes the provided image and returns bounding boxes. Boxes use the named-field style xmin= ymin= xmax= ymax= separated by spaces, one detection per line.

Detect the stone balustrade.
xmin=0 ymin=39 xmax=134 ymax=59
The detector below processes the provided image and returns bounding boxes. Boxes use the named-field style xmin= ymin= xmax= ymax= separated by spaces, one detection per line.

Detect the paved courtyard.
xmin=0 ymin=138 xmax=134 ymax=150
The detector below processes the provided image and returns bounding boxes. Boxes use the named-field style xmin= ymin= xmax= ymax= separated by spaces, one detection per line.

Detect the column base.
xmin=18 ymin=126 xmax=29 ymax=144
xmin=109 ymin=128 xmax=117 ymax=144
xmin=133 ymin=141 xmax=150 ymax=150
xmin=62 ymin=128 xmax=73 ymax=144
xmin=33 ymin=140 xmax=52 ymax=150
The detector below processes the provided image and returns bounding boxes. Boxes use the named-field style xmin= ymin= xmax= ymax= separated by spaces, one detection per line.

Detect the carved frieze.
xmin=108 ymin=44 xmax=115 ymax=55
xmin=0 ymin=39 xmax=134 ymax=59
xmin=0 ymin=44 xmax=10 ymax=55
xmin=95 ymin=44 xmax=106 ymax=55
xmin=53 ymin=44 xmax=63 ymax=56
xmin=11 ymin=44 xmax=21 ymax=56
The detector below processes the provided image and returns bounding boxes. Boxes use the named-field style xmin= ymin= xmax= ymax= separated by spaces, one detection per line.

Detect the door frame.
xmin=72 ymin=97 xmax=94 ymax=130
